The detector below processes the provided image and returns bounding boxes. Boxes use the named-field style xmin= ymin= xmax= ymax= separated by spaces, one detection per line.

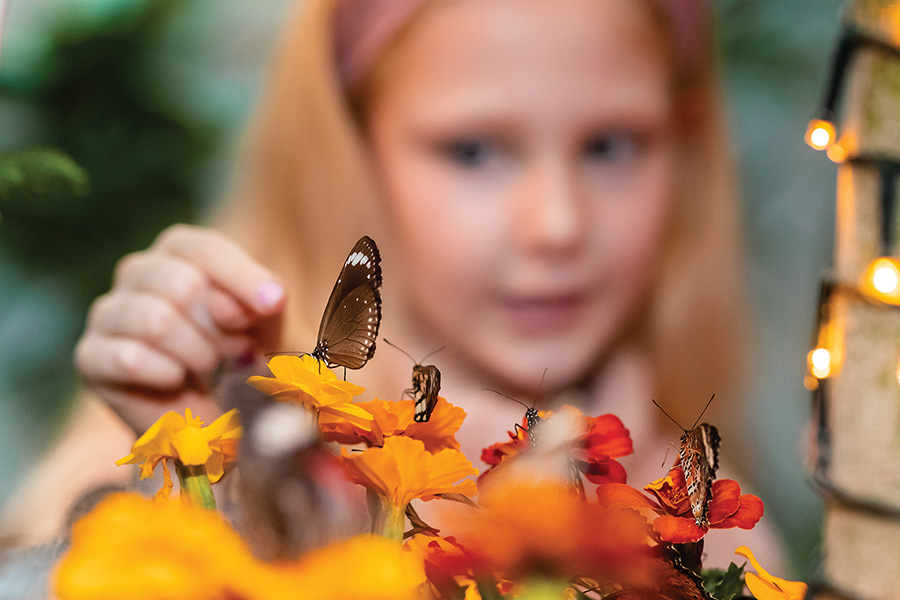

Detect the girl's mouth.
xmin=500 ymin=294 xmax=584 ymax=334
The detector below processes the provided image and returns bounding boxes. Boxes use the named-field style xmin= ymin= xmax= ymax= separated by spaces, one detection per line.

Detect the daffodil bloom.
xmin=735 ymin=546 xmax=807 ymax=600
xmin=116 ymin=408 xmax=241 ymax=503
xmin=341 ymin=436 xmax=477 ymax=539
xmin=320 ymin=396 xmax=465 ymax=452
xmin=247 ymin=354 xmax=373 ymax=430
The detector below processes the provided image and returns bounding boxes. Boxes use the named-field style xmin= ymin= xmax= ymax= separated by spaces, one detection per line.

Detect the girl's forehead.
xmin=335 ymin=0 xmax=707 ymax=90
xmin=370 ymin=0 xmax=672 ymax=121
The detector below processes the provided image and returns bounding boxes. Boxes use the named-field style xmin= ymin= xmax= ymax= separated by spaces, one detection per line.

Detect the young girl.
xmin=4 ymin=0 xmax=780 ymax=566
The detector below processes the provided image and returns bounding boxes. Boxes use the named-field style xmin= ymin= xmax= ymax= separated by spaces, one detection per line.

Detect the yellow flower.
xmin=247 ymin=354 xmax=373 ymax=430
xmin=735 ymin=546 xmax=807 ymax=600
xmin=342 ymin=435 xmax=477 ymax=509
xmin=54 ymin=494 xmax=425 ymax=600
xmin=342 ymin=436 xmax=477 ymax=539
xmin=115 ymin=408 xmax=241 ymax=500
xmin=234 ymin=535 xmax=426 ymax=600
xmin=320 ymin=396 xmax=466 ymax=452
xmin=53 ymin=493 xmax=252 ymax=600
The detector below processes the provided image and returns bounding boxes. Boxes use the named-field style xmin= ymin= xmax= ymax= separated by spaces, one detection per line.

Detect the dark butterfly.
xmin=311 ymin=236 xmax=382 ymax=370
xmin=383 ymin=339 xmax=443 ymax=423
xmin=485 ymin=388 xmax=543 ymax=446
xmin=653 ymin=395 xmax=721 ymax=528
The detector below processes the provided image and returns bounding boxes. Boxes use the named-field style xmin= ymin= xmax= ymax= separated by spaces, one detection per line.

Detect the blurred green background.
xmin=0 ymin=0 xmax=842 ymax=577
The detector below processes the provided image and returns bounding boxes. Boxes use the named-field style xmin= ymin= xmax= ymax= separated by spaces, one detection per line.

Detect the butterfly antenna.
xmin=689 ymin=394 xmax=716 ymax=430
xmin=483 ymin=387 xmax=531 ymax=411
xmin=652 ymin=399 xmax=686 ymax=433
xmin=382 ymin=338 xmax=418 ymax=365
xmin=419 ymin=345 xmax=446 ymax=363
xmin=538 ymin=367 xmax=549 ymax=391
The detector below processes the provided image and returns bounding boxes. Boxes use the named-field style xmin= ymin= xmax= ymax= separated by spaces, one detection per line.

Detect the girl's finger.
xmin=75 ymin=335 xmax=187 ymax=391
xmin=153 ymin=224 xmax=286 ymax=315
xmin=88 ymin=292 xmax=220 ymax=377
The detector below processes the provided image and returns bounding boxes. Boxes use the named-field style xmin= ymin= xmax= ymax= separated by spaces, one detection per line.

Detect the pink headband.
xmin=334 ymin=0 xmax=708 ymax=89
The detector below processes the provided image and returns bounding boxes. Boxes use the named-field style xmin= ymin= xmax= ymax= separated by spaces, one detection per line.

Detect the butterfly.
xmin=485 ymin=388 xmax=543 ymax=446
xmin=653 ymin=395 xmax=721 ymax=528
xmin=310 ymin=236 xmax=382 ymax=370
xmin=383 ymin=339 xmax=444 ymax=423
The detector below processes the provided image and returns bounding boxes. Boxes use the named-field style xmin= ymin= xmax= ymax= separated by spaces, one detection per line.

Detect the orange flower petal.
xmin=714 ymin=494 xmax=764 ymax=530
xmin=707 ymin=479 xmax=742 ymax=523
xmin=596 ymin=483 xmax=659 ymax=511
xmin=652 ymin=514 xmax=706 ymax=543
xmin=583 ymin=414 xmax=633 ymax=459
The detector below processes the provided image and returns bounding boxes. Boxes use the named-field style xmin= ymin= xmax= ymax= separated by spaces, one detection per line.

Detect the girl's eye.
xmin=584 ymin=132 xmax=641 ymax=163
xmin=443 ymin=138 xmax=492 ymax=167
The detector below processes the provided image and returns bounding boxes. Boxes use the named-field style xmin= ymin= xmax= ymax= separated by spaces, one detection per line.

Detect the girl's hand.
xmin=75 ymin=224 xmax=287 ymax=434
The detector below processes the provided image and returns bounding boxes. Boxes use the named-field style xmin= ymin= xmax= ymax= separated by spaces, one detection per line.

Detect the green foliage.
xmin=0 ymin=147 xmax=89 ymax=210
xmin=703 ymin=562 xmax=747 ymax=600
xmin=0 ymin=0 xmax=218 ymax=428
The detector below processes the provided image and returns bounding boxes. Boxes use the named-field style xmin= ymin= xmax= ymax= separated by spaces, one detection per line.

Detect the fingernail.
xmin=257 ymin=282 xmax=284 ymax=309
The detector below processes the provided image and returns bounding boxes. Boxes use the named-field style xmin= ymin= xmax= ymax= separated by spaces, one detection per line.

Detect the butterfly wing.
xmin=412 ymin=364 xmax=441 ymax=422
xmin=679 ymin=423 xmax=720 ymax=528
xmin=315 ymin=236 xmax=382 ymax=369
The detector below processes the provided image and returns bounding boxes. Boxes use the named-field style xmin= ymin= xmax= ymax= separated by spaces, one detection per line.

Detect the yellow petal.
xmin=202 ymin=409 xmax=242 ymax=442
xmin=736 ymin=546 xmax=807 ymax=600
xmin=171 ymin=426 xmax=213 ymax=466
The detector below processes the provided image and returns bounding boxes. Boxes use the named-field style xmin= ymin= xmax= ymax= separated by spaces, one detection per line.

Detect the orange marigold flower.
xmin=735 ymin=546 xmax=807 ymax=600
xmin=115 ymin=408 xmax=241 ymax=500
xmin=437 ymin=483 xmax=658 ymax=586
xmin=54 ymin=494 xmax=425 ymax=600
xmin=596 ymin=466 xmax=764 ymax=544
xmin=234 ymin=535 xmax=427 ymax=600
xmin=320 ymin=396 xmax=465 ymax=452
xmin=54 ymin=493 xmax=252 ymax=600
xmin=247 ymin=355 xmax=373 ymax=430
xmin=480 ymin=406 xmax=632 ymax=485
xmin=341 ymin=436 xmax=477 ymax=509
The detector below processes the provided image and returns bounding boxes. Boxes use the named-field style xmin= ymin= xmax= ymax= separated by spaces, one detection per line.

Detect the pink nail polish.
xmin=257 ymin=282 xmax=284 ymax=309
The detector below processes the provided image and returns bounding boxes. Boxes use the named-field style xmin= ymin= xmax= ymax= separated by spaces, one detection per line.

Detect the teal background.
xmin=0 ymin=0 xmax=844 ymax=576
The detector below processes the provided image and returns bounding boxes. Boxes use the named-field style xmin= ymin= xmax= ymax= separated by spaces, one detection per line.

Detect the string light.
xmin=805 ymin=119 xmax=836 ymax=151
xmin=808 ymin=347 xmax=833 ymax=380
xmin=863 ymin=257 xmax=900 ymax=304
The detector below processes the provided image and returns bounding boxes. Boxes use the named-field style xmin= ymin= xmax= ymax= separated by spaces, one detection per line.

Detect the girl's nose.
xmin=513 ymin=158 xmax=585 ymax=256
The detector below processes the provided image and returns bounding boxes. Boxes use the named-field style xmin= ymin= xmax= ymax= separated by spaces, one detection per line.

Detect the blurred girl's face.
xmin=365 ymin=0 xmax=677 ymax=393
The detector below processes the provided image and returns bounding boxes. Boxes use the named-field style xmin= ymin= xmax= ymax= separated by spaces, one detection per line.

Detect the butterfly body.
xmin=678 ymin=422 xmax=720 ymax=528
xmin=523 ymin=407 xmax=543 ymax=446
xmin=411 ymin=364 xmax=441 ymax=422
xmin=311 ymin=236 xmax=382 ymax=370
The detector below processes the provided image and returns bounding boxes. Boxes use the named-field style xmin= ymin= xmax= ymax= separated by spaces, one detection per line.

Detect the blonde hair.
xmin=217 ymin=0 xmax=750 ymax=428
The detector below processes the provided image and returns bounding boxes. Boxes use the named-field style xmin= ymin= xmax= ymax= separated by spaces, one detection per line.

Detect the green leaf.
xmin=702 ymin=562 xmax=746 ymax=600
xmin=0 ymin=147 xmax=90 ymax=207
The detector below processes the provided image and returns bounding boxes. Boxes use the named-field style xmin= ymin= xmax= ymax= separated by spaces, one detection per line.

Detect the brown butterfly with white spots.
xmin=653 ymin=395 xmax=721 ymax=528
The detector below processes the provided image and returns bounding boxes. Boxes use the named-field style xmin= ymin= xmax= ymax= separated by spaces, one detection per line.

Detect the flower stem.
xmin=175 ymin=461 xmax=216 ymax=510
xmin=382 ymin=501 xmax=407 ymax=541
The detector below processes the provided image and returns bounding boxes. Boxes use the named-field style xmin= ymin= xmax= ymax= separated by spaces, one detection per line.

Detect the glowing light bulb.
xmin=805 ymin=119 xmax=836 ymax=151
xmin=808 ymin=347 xmax=832 ymax=379
xmin=864 ymin=257 xmax=900 ymax=304
xmin=873 ymin=263 xmax=900 ymax=294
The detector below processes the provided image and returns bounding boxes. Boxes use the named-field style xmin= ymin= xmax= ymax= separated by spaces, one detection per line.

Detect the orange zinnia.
xmin=320 ymin=396 xmax=465 ymax=453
